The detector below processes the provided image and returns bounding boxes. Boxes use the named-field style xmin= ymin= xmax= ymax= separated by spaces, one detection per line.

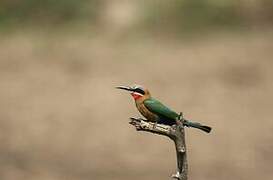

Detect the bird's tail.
xmin=184 ymin=120 xmax=211 ymax=133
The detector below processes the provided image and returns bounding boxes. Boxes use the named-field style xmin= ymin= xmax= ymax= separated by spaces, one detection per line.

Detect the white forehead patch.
xmin=132 ymin=84 xmax=145 ymax=90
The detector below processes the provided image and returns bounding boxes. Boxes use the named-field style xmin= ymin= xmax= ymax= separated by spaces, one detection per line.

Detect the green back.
xmin=144 ymin=98 xmax=179 ymax=120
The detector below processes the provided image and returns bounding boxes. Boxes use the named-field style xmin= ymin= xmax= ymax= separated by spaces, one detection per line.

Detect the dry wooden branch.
xmin=129 ymin=113 xmax=188 ymax=180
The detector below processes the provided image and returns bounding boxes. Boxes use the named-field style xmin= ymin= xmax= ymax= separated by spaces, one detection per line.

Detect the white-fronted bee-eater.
xmin=117 ymin=85 xmax=211 ymax=133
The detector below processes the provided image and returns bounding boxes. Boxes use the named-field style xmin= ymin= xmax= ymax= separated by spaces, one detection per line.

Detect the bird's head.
xmin=116 ymin=84 xmax=150 ymax=100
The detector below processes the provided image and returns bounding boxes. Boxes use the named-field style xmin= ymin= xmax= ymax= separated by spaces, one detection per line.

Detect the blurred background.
xmin=0 ymin=0 xmax=273 ymax=180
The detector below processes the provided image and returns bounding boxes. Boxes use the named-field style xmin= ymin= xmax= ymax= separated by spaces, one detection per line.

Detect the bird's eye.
xmin=135 ymin=88 xmax=145 ymax=95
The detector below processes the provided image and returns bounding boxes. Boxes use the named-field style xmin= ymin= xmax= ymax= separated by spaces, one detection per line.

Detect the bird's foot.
xmin=171 ymin=171 xmax=182 ymax=180
xmin=178 ymin=112 xmax=184 ymax=120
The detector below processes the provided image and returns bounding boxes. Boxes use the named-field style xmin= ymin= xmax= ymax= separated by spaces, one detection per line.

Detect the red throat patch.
xmin=131 ymin=92 xmax=143 ymax=100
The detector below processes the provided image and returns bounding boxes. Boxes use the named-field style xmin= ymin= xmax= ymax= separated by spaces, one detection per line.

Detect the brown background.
xmin=0 ymin=1 xmax=273 ymax=180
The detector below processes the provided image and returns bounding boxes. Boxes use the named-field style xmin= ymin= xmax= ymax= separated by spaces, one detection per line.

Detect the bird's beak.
xmin=116 ymin=85 xmax=133 ymax=92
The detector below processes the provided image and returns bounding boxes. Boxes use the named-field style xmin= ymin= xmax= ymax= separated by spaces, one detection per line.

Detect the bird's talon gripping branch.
xmin=178 ymin=112 xmax=183 ymax=120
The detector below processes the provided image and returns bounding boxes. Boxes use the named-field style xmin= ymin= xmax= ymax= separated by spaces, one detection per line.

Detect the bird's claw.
xmin=178 ymin=112 xmax=184 ymax=120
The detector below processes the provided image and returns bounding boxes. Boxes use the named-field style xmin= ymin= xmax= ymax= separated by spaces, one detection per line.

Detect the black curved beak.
xmin=116 ymin=86 xmax=133 ymax=92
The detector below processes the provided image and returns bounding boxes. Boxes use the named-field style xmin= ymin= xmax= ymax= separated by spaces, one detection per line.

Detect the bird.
xmin=116 ymin=84 xmax=211 ymax=133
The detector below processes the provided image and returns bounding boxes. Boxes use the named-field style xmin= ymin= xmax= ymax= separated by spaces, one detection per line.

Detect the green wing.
xmin=144 ymin=98 xmax=179 ymax=120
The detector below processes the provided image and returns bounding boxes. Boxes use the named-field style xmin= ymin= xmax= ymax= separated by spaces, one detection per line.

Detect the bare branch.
xmin=129 ymin=117 xmax=175 ymax=138
xmin=129 ymin=116 xmax=188 ymax=180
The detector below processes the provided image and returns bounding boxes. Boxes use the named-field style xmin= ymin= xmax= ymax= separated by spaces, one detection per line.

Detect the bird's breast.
xmin=136 ymin=102 xmax=158 ymax=122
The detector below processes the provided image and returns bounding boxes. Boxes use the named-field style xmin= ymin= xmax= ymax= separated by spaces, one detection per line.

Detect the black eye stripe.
xmin=135 ymin=88 xmax=145 ymax=95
